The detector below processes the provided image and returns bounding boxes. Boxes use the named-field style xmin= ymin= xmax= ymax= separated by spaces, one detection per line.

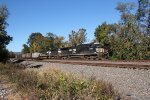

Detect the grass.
xmin=0 ymin=63 xmax=118 ymax=100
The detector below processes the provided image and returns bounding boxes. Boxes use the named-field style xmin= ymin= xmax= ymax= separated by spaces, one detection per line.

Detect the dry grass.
xmin=0 ymin=63 xmax=118 ymax=100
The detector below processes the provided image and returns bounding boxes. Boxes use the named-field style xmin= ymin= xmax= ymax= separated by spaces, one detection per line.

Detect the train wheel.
xmin=85 ymin=57 xmax=88 ymax=60
xmin=67 ymin=56 xmax=71 ymax=60
xmin=96 ymin=57 xmax=100 ymax=60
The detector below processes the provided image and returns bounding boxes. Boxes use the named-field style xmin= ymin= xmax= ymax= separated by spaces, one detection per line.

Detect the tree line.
xmin=22 ymin=28 xmax=87 ymax=53
xmin=94 ymin=0 xmax=150 ymax=60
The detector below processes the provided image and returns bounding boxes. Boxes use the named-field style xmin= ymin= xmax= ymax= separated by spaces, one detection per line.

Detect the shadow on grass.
xmin=30 ymin=64 xmax=42 ymax=68
xmin=12 ymin=59 xmax=24 ymax=63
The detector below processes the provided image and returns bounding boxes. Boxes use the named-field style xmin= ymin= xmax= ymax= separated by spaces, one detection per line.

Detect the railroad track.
xmin=12 ymin=58 xmax=150 ymax=70
xmin=37 ymin=59 xmax=150 ymax=70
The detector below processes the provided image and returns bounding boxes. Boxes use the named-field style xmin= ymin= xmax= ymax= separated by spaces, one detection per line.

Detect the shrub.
xmin=0 ymin=63 xmax=118 ymax=99
xmin=0 ymin=48 xmax=9 ymax=63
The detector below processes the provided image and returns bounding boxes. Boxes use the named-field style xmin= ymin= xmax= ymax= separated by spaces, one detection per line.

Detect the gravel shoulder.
xmin=0 ymin=77 xmax=14 ymax=100
xmin=19 ymin=60 xmax=150 ymax=100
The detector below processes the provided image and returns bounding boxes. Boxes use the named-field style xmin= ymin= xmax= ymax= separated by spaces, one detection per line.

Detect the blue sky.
xmin=0 ymin=0 xmax=137 ymax=52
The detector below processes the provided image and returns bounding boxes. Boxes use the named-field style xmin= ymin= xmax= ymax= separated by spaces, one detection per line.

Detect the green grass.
xmin=0 ymin=63 xmax=118 ymax=100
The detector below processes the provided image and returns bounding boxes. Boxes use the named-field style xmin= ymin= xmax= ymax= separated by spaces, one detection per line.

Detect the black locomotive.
xmin=18 ymin=43 xmax=108 ymax=60
xmin=47 ymin=43 xmax=108 ymax=60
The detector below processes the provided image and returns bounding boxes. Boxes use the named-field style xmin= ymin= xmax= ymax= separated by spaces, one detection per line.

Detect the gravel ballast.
xmin=20 ymin=60 xmax=150 ymax=100
xmin=0 ymin=81 xmax=12 ymax=99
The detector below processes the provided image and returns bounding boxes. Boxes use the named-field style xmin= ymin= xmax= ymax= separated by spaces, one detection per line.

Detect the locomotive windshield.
xmin=91 ymin=43 xmax=102 ymax=48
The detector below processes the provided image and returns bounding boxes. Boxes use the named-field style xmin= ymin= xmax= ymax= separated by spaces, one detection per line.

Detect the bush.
xmin=0 ymin=63 xmax=118 ymax=99
xmin=0 ymin=48 xmax=9 ymax=63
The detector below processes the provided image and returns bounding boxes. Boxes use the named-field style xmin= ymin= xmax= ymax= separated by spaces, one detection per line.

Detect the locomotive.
xmin=18 ymin=43 xmax=108 ymax=60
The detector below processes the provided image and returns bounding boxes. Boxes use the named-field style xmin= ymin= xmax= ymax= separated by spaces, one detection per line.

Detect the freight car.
xmin=18 ymin=52 xmax=47 ymax=60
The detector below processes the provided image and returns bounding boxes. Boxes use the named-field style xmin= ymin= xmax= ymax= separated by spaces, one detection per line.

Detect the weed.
xmin=0 ymin=63 xmax=118 ymax=100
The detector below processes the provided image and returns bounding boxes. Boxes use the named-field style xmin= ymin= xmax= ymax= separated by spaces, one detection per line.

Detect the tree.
xmin=94 ymin=1 xmax=149 ymax=60
xmin=94 ymin=22 xmax=110 ymax=48
xmin=136 ymin=0 xmax=150 ymax=34
xmin=0 ymin=5 xmax=12 ymax=62
xmin=0 ymin=5 xmax=12 ymax=49
xmin=45 ymin=32 xmax=65 ymax=49
xmin=109 ymin=1 xmax=150 ymax=60
xmin=112 ymin=2 xmax=142 ymax=59
xmin=147 ymin=9 xmax=150 ymax=34
xmin=25 ymin=32 xmax=66 ymax=53
xmin=0 ymin=48 xmax=9 ymax=62
xmin=69 ymin=28 xmax=87 ymax=46
xmin=27 ymin=32 xmax=44 ymax=53
xmin=22 ymin=44 xmax=30 ymax=53
xmin=53 ymin=36 xmax=64 ymax=48
xmin=42 ymin=32 xmax=55 ymax=51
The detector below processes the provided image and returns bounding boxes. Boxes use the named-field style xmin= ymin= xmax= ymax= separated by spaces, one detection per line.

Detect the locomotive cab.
xmin=91 ymin=43 xmax=108 ymax=60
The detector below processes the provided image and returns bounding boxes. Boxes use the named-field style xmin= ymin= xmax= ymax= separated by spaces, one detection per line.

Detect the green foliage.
xmin=23 ymin=28 xmax=86 ymax=53
xmin=147 ymin=12 xmax=150 ymax=34
xmin=53 ymin=36 xmax=64 ymax=48
xmin=0 ymin=5 xmax=12 ymax=48
xmin=45 ymin=32 xmax=65 ymax=49
xmin=112 ymin=1 xmax=149 ymax=60
xmin=137 ymin=0 xmax=149 ymax=34
xmin=0 ymin=5 xmax=12 ymax=62
xmin=69 ymin=28 xmax=87 ymax=46
xmin=94 ymin=22 xmax=110 ymax=48
xmin=0 ymin=48 xmax=9 ymax=62
xmin=24 ymin=32 xmax=65 ymax=53
xmin=22 ymin=44 xmax=30 ymax=53
xmin=0 ymin=63 xmax=117 ymax=99
xmin=44 ymin=32 xmax=55 ymax=50
xmin=94 ymin=0 xmax=150 ymax=60
xmin=27 ymin=32 xmax=44 ymax=53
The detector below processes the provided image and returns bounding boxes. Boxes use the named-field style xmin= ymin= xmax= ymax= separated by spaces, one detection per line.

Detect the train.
xmin=16 ymin=43 xmax=108 ymax=60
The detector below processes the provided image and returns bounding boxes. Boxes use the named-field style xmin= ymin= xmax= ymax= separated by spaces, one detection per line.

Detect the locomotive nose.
xmin=47 ymin=51 xmax=51 ymax=54
xmin=96 ymin=48 xmax=105 ymax=53
xmin=58 ymin=49 xmax=62 ymax=54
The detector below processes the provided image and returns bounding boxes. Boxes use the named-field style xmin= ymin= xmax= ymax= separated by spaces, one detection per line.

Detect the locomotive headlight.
xmin=47 ymin=51 xmax=51 ymax=54
xmin=73 ymin=49 xmax=76 ymax=51
xmin=58 ymin=50 xmax=61 ymax=53
xmin=73 ymin=49 xmax=76 ymax=53
xmin=69 ymin=49 xmax=72 ymax=51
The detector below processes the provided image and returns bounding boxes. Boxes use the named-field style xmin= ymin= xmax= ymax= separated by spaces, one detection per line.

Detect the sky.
xmin=0 ymin=0 xmax=137 ymax=52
